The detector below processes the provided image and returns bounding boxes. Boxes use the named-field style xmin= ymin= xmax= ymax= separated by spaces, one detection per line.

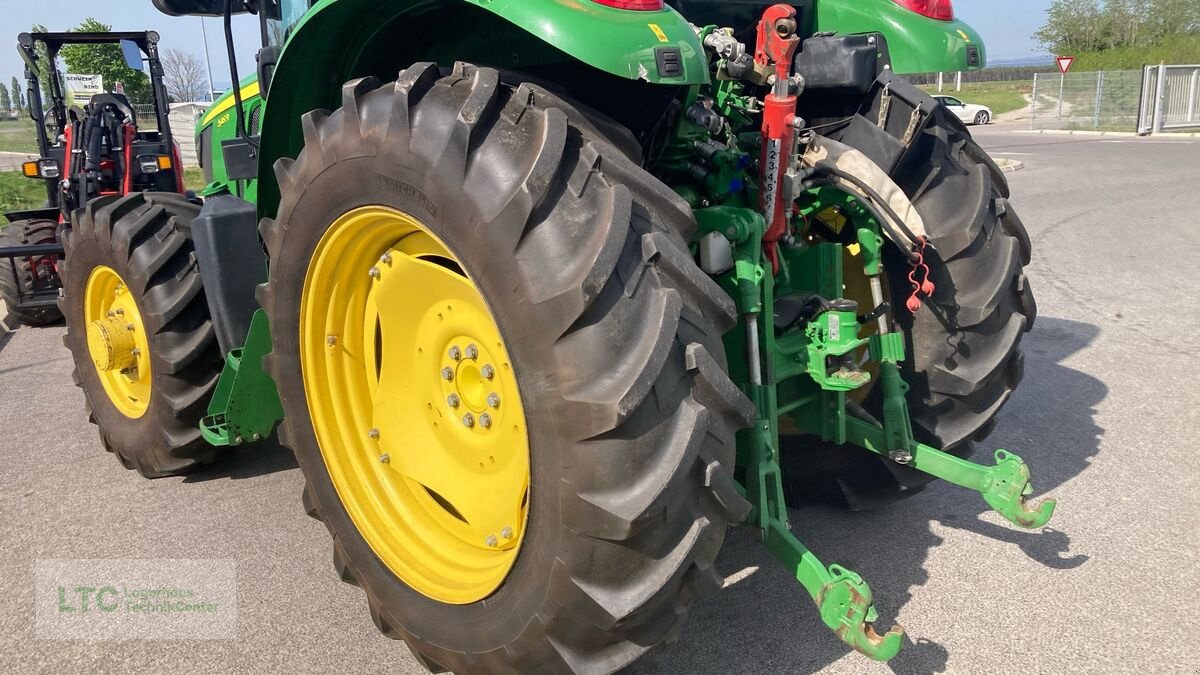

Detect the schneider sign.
xmin=63 ymin=73 xmax=104 ymax=102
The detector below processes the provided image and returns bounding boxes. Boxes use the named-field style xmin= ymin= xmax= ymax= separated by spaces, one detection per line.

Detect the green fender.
xmin=253 ymin=0 xmax=707 ymax=216
xmin=464 ymin=0 xmax=707 ymax=84
xmin=815 ymin=0 xmax=987 ymax=74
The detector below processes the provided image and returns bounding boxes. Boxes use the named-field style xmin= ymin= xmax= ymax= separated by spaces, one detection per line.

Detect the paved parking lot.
xmin=2 ymin=126 xmax=1198 ymax=674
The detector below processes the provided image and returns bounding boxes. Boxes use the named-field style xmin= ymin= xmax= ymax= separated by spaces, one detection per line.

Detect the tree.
xmin=162 ymin=48 xmax=209 ymax=102
xmin=59 ymin=18 xmax=151 ymax=104
xmin=0 ymin=82 xmax=9 ymax=112
xmin=1037 ymin=0 xmax=1200 ymax=54
xmin=12 ymin=77 xmax=23 ymax=112
xmin=1035 ymin=0 xmax=1104 ymax=54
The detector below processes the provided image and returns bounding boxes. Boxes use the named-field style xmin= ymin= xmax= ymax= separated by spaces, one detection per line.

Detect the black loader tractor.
xmin=0 ymin=31 xmax=183 ymax=327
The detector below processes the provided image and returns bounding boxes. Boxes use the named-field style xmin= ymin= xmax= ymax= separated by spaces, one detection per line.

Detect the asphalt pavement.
xmin=2 ymin=125 xmax=1198 ymax=674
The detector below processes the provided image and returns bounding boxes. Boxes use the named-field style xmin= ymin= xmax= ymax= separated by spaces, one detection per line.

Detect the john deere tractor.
xmin=57 ymin=0 xmax=1046 ymax=669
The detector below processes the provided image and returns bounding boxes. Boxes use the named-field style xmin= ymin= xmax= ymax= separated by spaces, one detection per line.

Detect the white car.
xmin=934 ymin=95 xmax=992 ymax=125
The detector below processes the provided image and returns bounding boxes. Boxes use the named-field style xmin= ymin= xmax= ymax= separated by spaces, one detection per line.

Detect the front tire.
xmin=0 ymin=218 xmax=63 ymax=326
xmin=974 ymin=110 xmax=991 ymax=125
xmin=261 ymin=63 xmax=753 ymax=673
xmin=60 ymin=193 xmax=223 ymax=477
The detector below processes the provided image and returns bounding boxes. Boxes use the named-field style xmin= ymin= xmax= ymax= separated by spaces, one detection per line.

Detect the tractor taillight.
xmin=892 ymin=0 xmax=955 ymax=21
xmin=589 ymin=0 xmax=665 ymax=10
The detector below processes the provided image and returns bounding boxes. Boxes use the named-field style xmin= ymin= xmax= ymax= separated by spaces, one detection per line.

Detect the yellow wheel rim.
xmin=84 ymin=266 xmax=151 ymax=418
xmin=301 ymin=206 xmax=531 ymax=604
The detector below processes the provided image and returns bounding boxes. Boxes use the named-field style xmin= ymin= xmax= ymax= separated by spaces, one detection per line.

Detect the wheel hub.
xmin=86 ymin=315 xmax=138 ymax=372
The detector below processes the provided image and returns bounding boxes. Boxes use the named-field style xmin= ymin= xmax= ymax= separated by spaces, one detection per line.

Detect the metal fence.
xmin=1029 ymin=70 xmax=1144 ymax=132
xmin=1138 ymin=64 xmax=1200 ymax=134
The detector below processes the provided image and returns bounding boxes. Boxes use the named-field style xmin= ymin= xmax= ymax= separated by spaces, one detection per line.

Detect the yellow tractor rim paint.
xmin=84 ymin=265 xmax=152 ymax=418
xmin=301 ymin=206 xmax=532 ymax=604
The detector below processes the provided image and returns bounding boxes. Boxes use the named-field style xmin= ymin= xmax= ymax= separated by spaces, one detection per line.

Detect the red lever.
xmin=757 ymin=4 xmax=802 ymax=273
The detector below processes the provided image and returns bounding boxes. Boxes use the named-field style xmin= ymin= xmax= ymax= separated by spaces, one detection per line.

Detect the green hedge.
xmin=1073 ymin=35 xmax=1200 ymax=71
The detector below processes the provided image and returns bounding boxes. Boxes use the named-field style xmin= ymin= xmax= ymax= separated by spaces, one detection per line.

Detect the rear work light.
xmin=892 ymin=0 xmax=955 ymax=21
xmin=590 ymin=0 xmax=665 ymax=10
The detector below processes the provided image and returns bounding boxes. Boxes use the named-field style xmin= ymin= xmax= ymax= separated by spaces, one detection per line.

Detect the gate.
xmin=1139 ymin=64 xmax=1200 ymax=134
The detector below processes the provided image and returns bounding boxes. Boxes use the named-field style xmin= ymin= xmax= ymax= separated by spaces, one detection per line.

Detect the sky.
xmin=0 ymin=0 xmax=1053 ymax=99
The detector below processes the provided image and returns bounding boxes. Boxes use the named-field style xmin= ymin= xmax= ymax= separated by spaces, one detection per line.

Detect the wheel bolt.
xmin=447 ymin=394 xmax=460 ymax=409
xmin=379 ymin=453 xmax=390 ymax=464
xmin=485 ymin=535 xmax=498 ymax=548
xmin=368 ymin=267 xmax=381 ymax=279
xmin=441 ymin=367 xmax=454 ymax=381
xmin=379 ymin=253 xmax=392 ymax=265
xmin=479 ymin=413 xmax=492 ymax=429
xmin=465 ymin=344 xmax=478 ymax=360
xmin=487 ymin=393 xmax=500 ymax=408
xmin=127 ymin=324 xmax=135 ymax=332
xmin=368 ymin=428 xmax=380 ymax=440
xmin=501 ymin=526 xmax=513 ymax=539
xmin=449 ymin=346 xmax=462 ymax=361
xmin=326 ymin=335 xmax=338 ymax=346
xmin=481 ymin=365 xmax=495 ymax=380
xmin=131 ymin=348 xmax=141 ymax=357
xmin=462 ymin=413 xmax=475 ymax=428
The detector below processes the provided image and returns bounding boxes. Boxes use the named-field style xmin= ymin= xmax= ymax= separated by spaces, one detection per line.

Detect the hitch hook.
xmin=980 ymin=449 xmax=1057 ymax=529
xmin=818 ymin=565 xmax=905 ymax=661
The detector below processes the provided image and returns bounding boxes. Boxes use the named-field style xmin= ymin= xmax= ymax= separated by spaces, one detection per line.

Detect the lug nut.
xmin=479 ymin=413 xmax=492 ymax=429
xmin=379 ymin=253 xmax=392 ymax=265
xmin=131 ymin=348 xmax=141 ymax=357
xmin=368 ymin=428 xmax=380 ymax=440
xmin=462 ymin=413 xmax=475 ymax=428
xmin=380 ymin=453 xmax=390 ymax=464
xmin=465 ymin=344 xmax=478 ymax=360
xmin=368 ymin=267 xmax=381 ymax=279
xmin=441 ymin=367 xmax=454 ymax=381
xmin=447 ymin=394 xmax=460 ymax=409
xmin=127 ymin=324 xmax=135 ymax=332
xmin=485 ymin=535 xmax=498 ymax=548
xmin=501 ymin=526 xmax=513 ymax=539
xmin=327 ymin=335 xmax=338 ymax=346
xmin=449 ymin=346 xmax=462 ymax=361
xmin=487 ymin=393 xmax=501 ymax=408
xmin=481 ymin=364 xmax=495 ymax=380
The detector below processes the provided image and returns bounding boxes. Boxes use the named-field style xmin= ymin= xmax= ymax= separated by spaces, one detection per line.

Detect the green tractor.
xmin=58 ymin=0 xmax=1045 ymax=669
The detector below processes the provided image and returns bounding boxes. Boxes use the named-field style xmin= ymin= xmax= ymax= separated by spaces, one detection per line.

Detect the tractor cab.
xmin=14 ymin=31 xmax=184 ymax=222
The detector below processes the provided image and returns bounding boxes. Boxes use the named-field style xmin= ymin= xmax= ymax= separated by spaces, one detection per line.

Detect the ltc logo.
xmin=57 ymin=585 xmax=119 ymax=613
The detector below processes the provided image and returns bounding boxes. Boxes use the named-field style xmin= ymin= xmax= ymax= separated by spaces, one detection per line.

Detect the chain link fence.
xmin=1029 ymin=70 xmax=1144 ymax=132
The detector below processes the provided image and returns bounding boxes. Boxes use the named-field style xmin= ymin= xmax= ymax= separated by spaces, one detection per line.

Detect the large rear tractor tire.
xmin=784 ymin=83 xmax=1037 ymax=508
xmin=260 ymin=63 xmax=753 ymax=673
xmin=60 ymin=193 xmax=224 ymax=478
xmin=0 ymin=218 xmax=63 ymax=326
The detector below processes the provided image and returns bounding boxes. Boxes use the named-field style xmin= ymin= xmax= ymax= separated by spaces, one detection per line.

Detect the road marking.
xmin=991 ymin=152 xmax=1036 ymax=156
